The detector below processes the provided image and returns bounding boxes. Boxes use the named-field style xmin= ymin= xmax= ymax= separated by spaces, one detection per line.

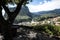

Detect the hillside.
xmin=14 ymin=6 xmax=32 ymax=23
xmin=32 ymin=9 xmax=60 ymax=21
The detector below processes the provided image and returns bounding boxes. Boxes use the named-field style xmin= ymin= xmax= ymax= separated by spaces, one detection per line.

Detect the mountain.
xmin=14 ymin=6 xmax=33 ymax=23
xmin=33 ymin=9 xmax=60 ymax=15
xmin=18 ymin=6 xmax=32 ymax=18
xmin=16 ymin=8 xmax=60 ymax=21
xmin=31 ymin=9 xmax=60 ymax=21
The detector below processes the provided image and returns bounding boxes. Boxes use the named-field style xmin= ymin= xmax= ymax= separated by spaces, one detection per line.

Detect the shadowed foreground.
xmin=0 ymin=25 xmax=60 ymax=40
xmin=13 ymin=25 xmax=60 ymax=40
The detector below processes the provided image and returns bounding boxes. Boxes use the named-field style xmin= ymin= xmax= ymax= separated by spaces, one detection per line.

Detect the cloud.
xmin=2 ymin=9 xmax=5 ymax=16
xmin=27 ymin=0 xmax=60 ymax=12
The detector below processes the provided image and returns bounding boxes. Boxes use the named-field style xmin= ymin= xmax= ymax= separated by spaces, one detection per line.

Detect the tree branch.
xmin=1 ymin=0 xmax=27 ymax=24
xmin=8 ymin=0 xmax=27 ymax=24
xmin=2 ymin=0 xmax=12 ymax=17
xmin=0 ymin=5 xmax=9 ymax=26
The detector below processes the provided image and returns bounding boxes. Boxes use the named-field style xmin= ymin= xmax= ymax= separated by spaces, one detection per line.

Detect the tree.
xmin=0 ymin=0 xmax=32 ymax=40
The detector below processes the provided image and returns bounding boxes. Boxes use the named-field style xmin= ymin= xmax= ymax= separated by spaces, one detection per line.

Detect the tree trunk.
xmin=0 ymin=0 xmax=27 ymax=40
xmin=1 ymin=23 xmax=11 ymax=40
xmin=1 ymin=24 xmax=17 ymax=40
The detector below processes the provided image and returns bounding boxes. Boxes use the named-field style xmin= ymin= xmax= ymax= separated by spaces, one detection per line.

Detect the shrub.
xmin=33 ymin=24 xmax=60 ymax=36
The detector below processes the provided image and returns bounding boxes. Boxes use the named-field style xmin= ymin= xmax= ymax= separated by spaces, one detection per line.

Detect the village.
xmin=16 ymin=16 xmax=60 ymax=26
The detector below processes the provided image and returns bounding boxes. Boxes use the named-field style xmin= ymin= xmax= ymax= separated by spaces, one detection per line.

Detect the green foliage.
xmin=4 ymin=0 xmax=32 ymax=5
xmin=33 ymin=24 xmax=60 ymax=36
xmin=54 ymin=26 xmax=60 ymax=36
xmin=33 ymin=13 xmax=59 ymax=21
xmin=14 ymin=15 xmax=31 ymax=23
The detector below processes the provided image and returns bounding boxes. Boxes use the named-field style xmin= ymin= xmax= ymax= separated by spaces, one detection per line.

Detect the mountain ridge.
xmin=32 ymin=9 xmax=60 ymax=15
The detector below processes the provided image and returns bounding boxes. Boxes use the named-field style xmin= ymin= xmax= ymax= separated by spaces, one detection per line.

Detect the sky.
xmin=27 ymin=0 xmax=60 ymax=12
xmin=2 ymin=0 xmax=60 ymax=15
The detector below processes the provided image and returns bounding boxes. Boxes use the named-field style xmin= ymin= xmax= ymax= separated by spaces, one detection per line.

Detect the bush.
xmin=33 ymin=24 xmax=60 ymax=36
